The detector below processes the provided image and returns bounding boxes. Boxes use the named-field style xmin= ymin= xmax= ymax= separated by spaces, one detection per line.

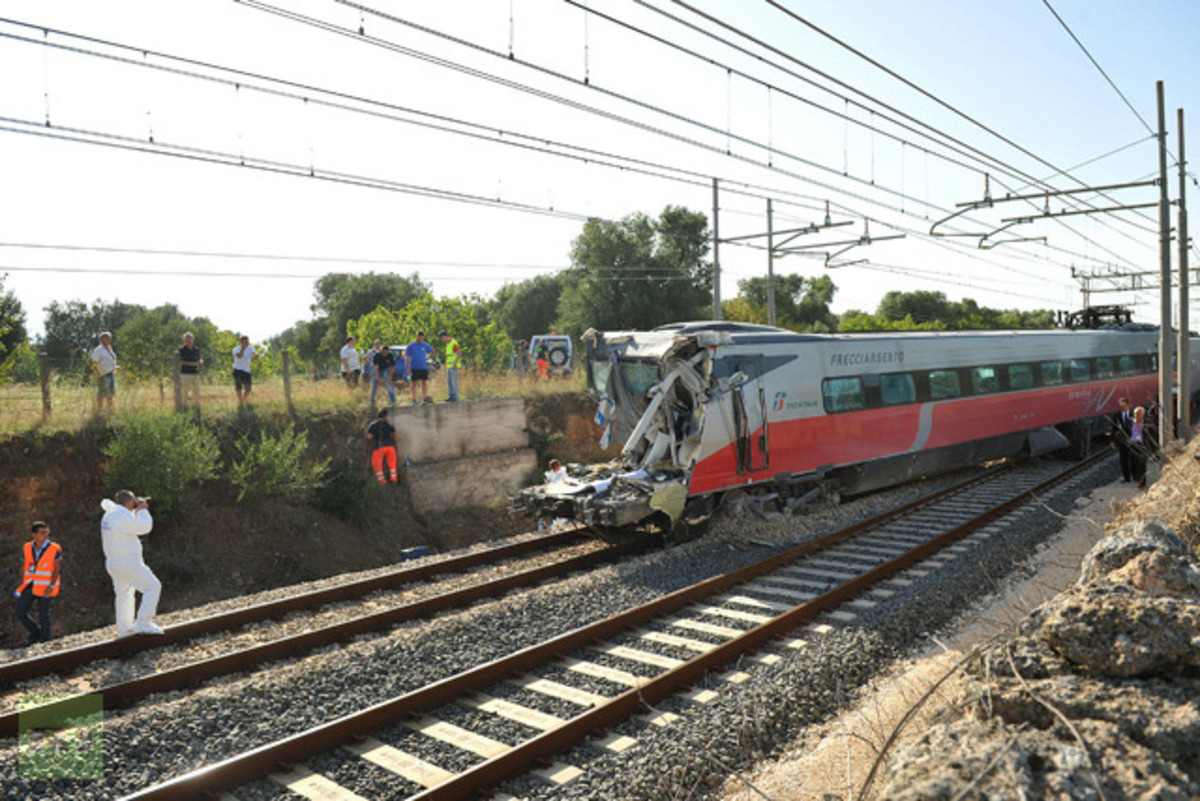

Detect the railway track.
xmin=124 ymin=453 xmax=1105 ymax=801
xmin=4 ymin=528 xmax=654 ymax=738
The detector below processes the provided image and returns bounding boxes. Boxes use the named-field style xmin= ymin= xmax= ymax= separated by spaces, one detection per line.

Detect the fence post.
xmin=282 ymin=348 xmax=294 ymax=414
xmin=173 ymin=351 xmax=183 ymax=412
xmin=38 ymin=352 xmax=51 ymax=419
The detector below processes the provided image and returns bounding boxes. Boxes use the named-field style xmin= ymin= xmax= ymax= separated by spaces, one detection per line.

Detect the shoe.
xmin=132 ymin=622 xmax=165 ymax=635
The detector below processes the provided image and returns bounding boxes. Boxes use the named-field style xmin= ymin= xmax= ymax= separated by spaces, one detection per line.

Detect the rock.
xmin=1106 ymin=550 xmax=1200 ymax=598
xmin=1038 ymin=581 xmax=1200 ymax=677
xmin=877 ymin=714 xmax=1198 ymax=800
xmin=1079 ymin=521 xmax=1191 ymax=584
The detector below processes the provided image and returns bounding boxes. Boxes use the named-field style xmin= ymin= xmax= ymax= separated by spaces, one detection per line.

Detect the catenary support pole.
xmin=712 ymin=178 xmax=722 ymax=320
xmin=1178 ymin=107 xmax=1191 ymax=441
xmin=767 ymin=198 xmax=776 ymax=326
xmin=1157 ymin=81 xmax=1175 ymax=446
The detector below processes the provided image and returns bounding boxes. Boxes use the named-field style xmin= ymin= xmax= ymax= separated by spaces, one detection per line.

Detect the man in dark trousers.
xmin=366 ymin=409 xmax=399 ymax=484
xmin=14 ymin=521 xmax=62 ymax=645
xmin=1109 ymin=397 xmax=1136 ymax=482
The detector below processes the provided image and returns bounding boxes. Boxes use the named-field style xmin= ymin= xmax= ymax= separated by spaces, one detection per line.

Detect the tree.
xmin=556 ymin=206 xmax=711 ymax=336
xmin=731 ymin=273 xmax=838 ymax=332
xmin=311 ymin=272 xmax=429 ymax=352
xmin=0 ymin=276 xmax=27 ymax=384
xmin=878 ymin=290 xmax=952 ymax=326
xmin=874 ymin=290 xmax=1056 ymax=330
xmin=493 ymin=274 xmax=564 ymax=342
xmin=348 ymin=293 xmax=511 ymax=370
xmin=42 ymin=299 xmax=146 ymax=372
xmin=115 ymin=306 xmax=218 ymax=381
xmin=271 ymin=318 xmax=326 ymax=372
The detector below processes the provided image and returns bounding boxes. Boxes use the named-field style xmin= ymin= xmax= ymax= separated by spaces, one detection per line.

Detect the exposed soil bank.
xmin=0 ymin=392 xmax=607 ymax=647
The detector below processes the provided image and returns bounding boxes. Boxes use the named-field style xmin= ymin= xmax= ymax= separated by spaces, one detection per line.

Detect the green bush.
xmin=104 ymin=413 xmax=220 ymax=521
xmin=229 ymin=424 xmax=328 ymax=505
xmin=315 ymin=457 xmax=370 ymax=523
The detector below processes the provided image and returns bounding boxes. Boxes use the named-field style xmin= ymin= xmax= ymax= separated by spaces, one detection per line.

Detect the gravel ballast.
xmin=0 ymin=460 xmax=1103 ymax=800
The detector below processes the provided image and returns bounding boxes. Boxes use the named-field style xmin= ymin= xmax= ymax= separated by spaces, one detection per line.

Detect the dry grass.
xmin=0 ymin=369 xmax=584 ymax=438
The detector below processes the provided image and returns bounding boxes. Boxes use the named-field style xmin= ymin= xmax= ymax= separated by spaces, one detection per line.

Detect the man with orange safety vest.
xmin=14 ymin=521 xmax=61 ymax=645
xmin=101 ymin=490 xmax=163 ymax=637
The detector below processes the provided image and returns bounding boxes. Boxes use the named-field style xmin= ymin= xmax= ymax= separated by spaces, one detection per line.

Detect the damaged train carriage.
xmin=514 ymin=322 xmax=1167 ymax=541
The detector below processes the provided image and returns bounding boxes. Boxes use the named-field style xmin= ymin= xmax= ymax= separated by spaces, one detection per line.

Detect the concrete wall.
xmin=389 ymin=398 xmax=537 ymax=512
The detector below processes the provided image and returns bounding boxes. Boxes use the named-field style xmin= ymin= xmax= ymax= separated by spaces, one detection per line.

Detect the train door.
xmin=731 ymin=356 xmax=770 ymax=474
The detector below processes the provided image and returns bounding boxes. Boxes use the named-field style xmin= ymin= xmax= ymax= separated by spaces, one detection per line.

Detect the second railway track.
xmin=116 ymin=452 xmax=1112 ymax=801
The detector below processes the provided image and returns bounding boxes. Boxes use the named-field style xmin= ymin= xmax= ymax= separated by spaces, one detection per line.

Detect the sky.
xmin=1 ymin=0 xmax=1198 ymax=342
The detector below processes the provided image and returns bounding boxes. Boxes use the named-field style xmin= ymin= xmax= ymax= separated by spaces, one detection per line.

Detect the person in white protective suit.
xmin=100 ymin=489 xmax=164 ymax=637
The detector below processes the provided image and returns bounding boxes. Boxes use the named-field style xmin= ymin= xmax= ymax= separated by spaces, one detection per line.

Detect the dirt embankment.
xmin=0 ymin=393 xmax=607 ymax=648
xmin=727 ymin=448 xmax=1200 ymax=800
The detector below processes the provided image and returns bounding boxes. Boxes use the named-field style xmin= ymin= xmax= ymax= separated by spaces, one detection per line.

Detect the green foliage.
xmin=838 ymin=311 xmax=947 ymax=332
xmin=874 ymin=291 xmax=1057 ymax=330
xmin=729 ymin=273 xmax=838 ymax=332
xmin=312 ymin=272 xmax=430 ymax=352
xmin=8 ymin=343 xmax=39 ymax=384
xmin=493 ymin=274 xmax=564 ymax=342
xmin=42 ymin=299 xmax=144 ymax=372
xmin=348 ymin=293 xmax=512 ymax=370
xmin=229 ymin=424 xmax=328 ymax=505
xmin=0 ymin=278 xmax=27 ymax=385
xmin=103 ymin=413 xmax=220 ymax=521
xmin=270 ymin=318 xmax=326 ymax=373
xmin=556 ymin=206 xmax=711 ymax=337
xmin=315 ymin=458 xmax=370 ymax=523
xmin=114 ymin=305 xmax=219 ymax=381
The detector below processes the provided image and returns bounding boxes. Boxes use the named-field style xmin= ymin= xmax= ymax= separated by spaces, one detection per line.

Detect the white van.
xmin=529 ymin=335 xmax=572 ymax=374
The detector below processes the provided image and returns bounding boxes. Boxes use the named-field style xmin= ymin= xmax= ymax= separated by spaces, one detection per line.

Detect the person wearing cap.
xmin=100 ymin=490 xmax=163 ymax=637
xmin=438 ymin=330 xmax=462 ymax=402
xmin=14 ymin=521 xmax=62 ymax=645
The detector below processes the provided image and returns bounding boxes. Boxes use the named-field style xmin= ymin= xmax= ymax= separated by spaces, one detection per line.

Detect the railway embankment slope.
xmin=874 ymin=451 xmax=1200 ymax=799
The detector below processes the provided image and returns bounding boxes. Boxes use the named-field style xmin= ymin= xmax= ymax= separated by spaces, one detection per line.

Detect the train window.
xmin=1095 ymin=357 xmax=1114 ymax=378
xmin=971 ymin=367 xmax=1000 ymax=394
xmin=1069 ymin=359 xmax=1091 ymax=381
xmin=619 ymin=361 xmax=661 ymax=396
xmin=880 ymin=373 xmax=916 ymax=405
xmin=1117 ymin=355 xmax=1138 ymax=376
xmin=929 ymin=369 xmax=961 ymax=400
xmin=1040 ymin=361 xmax=1063 ymax=385
xmin=590 ymin=360 xmax=612 ymax=395
xmin=822 ymin=377 xmax=865 ymax=413
xmin=1008 ymin=364 xmax=1035 ymax=390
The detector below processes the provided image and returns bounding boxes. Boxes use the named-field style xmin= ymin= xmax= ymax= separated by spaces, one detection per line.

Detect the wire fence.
xmin=0 ymin=353 xmax=583 ymax=436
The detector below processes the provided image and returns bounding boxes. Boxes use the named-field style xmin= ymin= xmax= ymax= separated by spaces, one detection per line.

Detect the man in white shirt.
xmin=100 ymin=490 xmax=163 ymax=637
xmin=232 ymin=335 xmax=258 ymax=404
xmin=90 ymin=331 xmax=118 ymax=413
xmin=340 ymin=336 xmax=362 ymax=389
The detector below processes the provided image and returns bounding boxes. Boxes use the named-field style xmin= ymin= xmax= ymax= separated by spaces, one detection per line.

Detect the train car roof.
xmin=651 ymin=321 xmax=1157 ymax=343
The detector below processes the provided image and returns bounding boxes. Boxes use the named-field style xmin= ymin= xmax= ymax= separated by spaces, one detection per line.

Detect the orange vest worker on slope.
xmin=14 ymin=521 xmax=62 ymax=645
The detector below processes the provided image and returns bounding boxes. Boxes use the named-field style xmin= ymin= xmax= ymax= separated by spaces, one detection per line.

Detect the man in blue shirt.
xmin=405 ymin=331 xmax=435 ymax=405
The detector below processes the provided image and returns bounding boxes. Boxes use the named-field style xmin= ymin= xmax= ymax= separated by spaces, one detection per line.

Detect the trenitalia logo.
xmin=773 ymin=391 xmax=787 ymax=411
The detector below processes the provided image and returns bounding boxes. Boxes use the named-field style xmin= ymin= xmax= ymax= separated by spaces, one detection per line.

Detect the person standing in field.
xmin=14 ymin=521 xmax=62 ymax=645
xmin=365 ymin=408 xmax=399 ymax=484
xmin=438 ymin=330 xmax=462 ymax=402
xmin=369 ymin=339 xmax=397 ymax=408
xmin=405 ymin=331 xmax=435 ymax=405
xmin=340 ymin=336 xmax=361 ymax=389
xmin=91 ymin=331 xmax=118 ymax=412
xmin=178 ymin=332 xmax=203 ymax=409
xmin=232 ymin=335 xmax=258 ymax=404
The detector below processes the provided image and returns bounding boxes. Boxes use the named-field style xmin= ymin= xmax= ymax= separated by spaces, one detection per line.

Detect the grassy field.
xmin=0 ymin=368 xmax=586 ymax=437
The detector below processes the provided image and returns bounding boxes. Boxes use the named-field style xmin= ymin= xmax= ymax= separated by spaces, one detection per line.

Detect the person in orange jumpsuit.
xmin=366 ymin=409 xmax=399 ymax=484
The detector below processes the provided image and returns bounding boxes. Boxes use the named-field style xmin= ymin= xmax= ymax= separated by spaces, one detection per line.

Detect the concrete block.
xmin=405 ymin=448 xmax=538 ymax=511
xmin=392 ymin=398 xmax=530 ymax=463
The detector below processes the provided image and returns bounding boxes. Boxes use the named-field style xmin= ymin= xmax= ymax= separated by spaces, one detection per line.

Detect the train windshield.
xmin=619 ymin=361 xmax=662 ymax=396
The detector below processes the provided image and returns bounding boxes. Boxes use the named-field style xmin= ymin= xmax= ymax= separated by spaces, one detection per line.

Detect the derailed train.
xmin=513 ymin=321 xmax=1195 ymax=541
